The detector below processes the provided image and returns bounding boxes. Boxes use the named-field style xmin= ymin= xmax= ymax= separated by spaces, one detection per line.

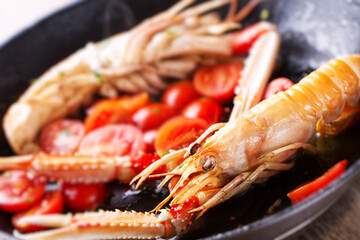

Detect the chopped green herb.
xmin=260 ymin=8 xmax=270 ymax=20
xmin=98 ymin=38 xmax=109 ymax=48
xmin=3 ymin=171 xmax=11 ymax=178
xmin=59 ymin=71 xmax=65 ymax=77
xmin=165 ymin=207 xmax=170 ymax=211
xmin=94 ymin=71 xmax=104 ymax=83
xmin=161 ymin=152 xmax=169 ymax=157
xmin=58 ymin=129 xmax=68 ymax=136
xmin=0 ymin=102 xmax=6 ymax=110
xmin=26 ymin=197 xmax=34 ymax=203
xmin=30 ymin=78 xmax=38 ymax=84
xmin=166 ymin=29 xmax=176 ymax=36
xmin=151 ymin=108 xmax=160 ymax=114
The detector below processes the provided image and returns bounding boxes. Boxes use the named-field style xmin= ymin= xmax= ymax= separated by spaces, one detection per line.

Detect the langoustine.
xmin=11 ymin=55 xmax=360 ymax=239
xmin=0 ymin=0 xmax=281 ymax=186
xmin=3 ymin=0 xmax=269 ymax=155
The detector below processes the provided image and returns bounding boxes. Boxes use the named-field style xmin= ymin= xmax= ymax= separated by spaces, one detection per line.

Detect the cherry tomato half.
xmin=155 ymin=117 xmax=208 ymax=156
xmin=62 ymin=183 xmax=106 ymax=212
xmin=132 ymin=103 xmax=177 ymax=131
xmin=0 ymin=171 xmax=46 ymax=213
xmin=162 ymin=81 xmax=200 ymax=112
xmin=232 ymin=22 xmax=275 ymax=55
xmin=288 ymin=160 xmax=347 ymax=204
xmin=12 ymin=190 xmax=63 ymax=233
xmin=182 ymin=98 xmax=224 ymax=125
xmin=143 ymin=129 xmax=158 ymax=153
xmin=262 ymin=77 xmax=294 ymax=100
xmin=132 ymin=153 xmax=164 ymax=175
xmin=193 ymin=63 xmax=242 ymax=102
xmin=39 ymin=119 xmax=85 ymax=154
xmin=84 ymin=100 xmax=131 ymax=133
xmin=77 ymin=124 xmax=146 ymax=157
xmin=85 ymin=92 xmax=149 ymax=133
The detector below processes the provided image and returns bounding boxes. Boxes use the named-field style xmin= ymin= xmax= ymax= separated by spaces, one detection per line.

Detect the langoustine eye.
xmin=201 ymin=154 xmax=216 ymax=172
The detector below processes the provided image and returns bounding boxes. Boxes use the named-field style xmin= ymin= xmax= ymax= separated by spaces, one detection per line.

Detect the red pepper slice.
xmin=288 ymin=160 xmax=348 ymax=204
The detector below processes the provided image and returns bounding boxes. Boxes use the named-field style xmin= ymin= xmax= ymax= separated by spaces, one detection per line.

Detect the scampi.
xmin=11 ymin=55 xmax=360 ymax=240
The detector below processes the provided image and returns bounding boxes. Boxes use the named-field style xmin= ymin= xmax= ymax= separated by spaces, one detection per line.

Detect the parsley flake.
xmin=3 ymin=171 xmax=11 ymax=178
xmin=30 ymin=78 xmax=38 ymax=84
xmin=260 ymin=8 xmax=270 ymax=20
xmin=166 ymin=29 xmax=176 ymax=36
xmin=93 ymin=71 xmax=104 ymax=83
xmin=161 ymin=152 xmax=169 ymax=157
xmin=151 ymin=108 xmax=160 ymax=114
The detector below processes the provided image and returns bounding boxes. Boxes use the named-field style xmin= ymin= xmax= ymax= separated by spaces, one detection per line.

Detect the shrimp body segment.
xmin=14 ymin=55 xmax=360 ymax=240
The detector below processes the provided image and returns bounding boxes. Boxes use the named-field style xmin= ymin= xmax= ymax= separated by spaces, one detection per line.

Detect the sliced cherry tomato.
xmin=232 ymin=22 xmax=275 ymax=54
xmin=288 ymin=160 xmax=348 ymax=204
xmin=143 ymin=129 xmax=158 ymax=153
xmin=0 ymin=171 xmax=46 ymax=213
xmin=170 ymin=196 xmax=199 ymax=222
xmin=182 ymin=98 xmax=224 ymax=125
xmin=39 ymin=119 xmax=85 ymax=154
xmin=84 ymin=100 xmax=131 ymax=133
xmin=162 ymin=81 xmax=200 ymax=111
xmin=62 ymin=183 xmax=106 ymax=212
xmin=262 ymin=77 xmax=294 ymax=100
xmin=12 ymin=190 xmax=63 ymax=233
xmin=193 ymin=63 xmax=242 ymax=102
xmin=132 ymin=103 xmax=177 ymax=131
xmin=77 ymin=124 xmax=146 ymax=157
xmin=132 ymin=153 xmax=165 ymax=175
xmin=85 ymin=93 xmax=149 ymax=133
xmin=155 ymin=117 xmax=208 ymax=156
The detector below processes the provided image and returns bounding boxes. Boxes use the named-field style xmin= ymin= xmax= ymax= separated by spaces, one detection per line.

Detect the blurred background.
xmin=0 ymin=0 xmax=76 ymax=44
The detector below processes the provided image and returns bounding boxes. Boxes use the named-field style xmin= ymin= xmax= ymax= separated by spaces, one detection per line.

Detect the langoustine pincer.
xmin=10 ymin=55 xmax=360 ymax=240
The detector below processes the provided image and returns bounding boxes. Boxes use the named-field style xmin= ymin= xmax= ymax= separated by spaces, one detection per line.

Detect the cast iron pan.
xmin=0 ymin=0 xmax=360 ymax=239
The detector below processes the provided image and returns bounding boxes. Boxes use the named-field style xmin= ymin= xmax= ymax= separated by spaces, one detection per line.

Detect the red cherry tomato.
xmin=85 ymin=100 xmax=131 ymax=133
xmin=170 ymin=196 xmax=199 ymax=222
xmin=0 ymin=171 xmax=46 ymax=213
xmin=288 ymin=160 xmax=348 ymax=204
xmin=85 ymin=93 xmax=149 ymax=133
xmin=143 ymin=129 xmax=158 ymax=153
xmin=232 ymin=22 xmax=275 ymax=54
xmin=12 ymin=190 xmax=63 ymax=233
xmin=132 ymin=153 xmax=165 ymax=175
xmin=193 ymin=63 xmax=242 ymax=102
xmin=155 ymin=117 xmax=208 ymax=156
xmin=262 ymin=77 xmax=294 ymax=100
xmin=132 ymin=103 xmax=177 ymax=131
xmin=77 ymin=124 xmax=146 ymax=157
xmin=162 ymin=81 xmax=200 ymax=111
xmin=182 ymin=98 xmax=224 ymax=125
xmin=62 ymin=183 xmax=106 ymax=212
xmin=39 ymin=119 xmax=85 ymax=154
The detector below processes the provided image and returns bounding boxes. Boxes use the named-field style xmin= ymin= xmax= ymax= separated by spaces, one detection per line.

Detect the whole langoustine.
xmin=3 ymin=0 xmax=269 ymax=155
xmin=13 ymin=55 xmax=360 ymax=240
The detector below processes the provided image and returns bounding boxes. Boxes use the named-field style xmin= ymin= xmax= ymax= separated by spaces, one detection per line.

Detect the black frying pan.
xmin=0 ymin=0 xmax=360 ymax=239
